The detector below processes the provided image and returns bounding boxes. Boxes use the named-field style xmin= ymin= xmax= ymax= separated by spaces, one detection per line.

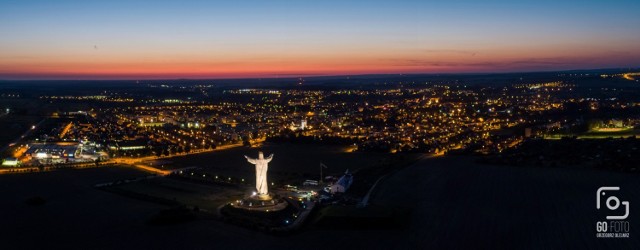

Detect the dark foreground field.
xmin=0 ymin=156 xmax=638 ymax=249
xmin=370 ymin=156 xmax=640 ymax=249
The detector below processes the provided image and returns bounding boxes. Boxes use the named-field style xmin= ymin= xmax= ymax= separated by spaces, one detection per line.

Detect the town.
xmin=5 ymin=72 xmax=640 ymax=171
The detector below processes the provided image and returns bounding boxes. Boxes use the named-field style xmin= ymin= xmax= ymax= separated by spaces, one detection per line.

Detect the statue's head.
xmin=258 ymin=151 xmax=264 ymax=159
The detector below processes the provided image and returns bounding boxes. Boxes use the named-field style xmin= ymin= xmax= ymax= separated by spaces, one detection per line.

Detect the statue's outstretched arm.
xmin=245 ymin=155 xmax=257 ymax=164
xmin=265 ymin=154 xmax=274 ymax=162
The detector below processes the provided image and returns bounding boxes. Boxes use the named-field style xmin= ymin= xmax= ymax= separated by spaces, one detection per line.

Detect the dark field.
xmin=104 ymin=177 xmax=245 ymax=211
xmin=102 ymin=143 xmax=421 ymax=221
xmin=151 ymin=143 xmax=399 ymax=183
xmin=1 ymin=156 xmax=638 ymax=249
xmin=369 ymin=156 xmax=640 ymax=249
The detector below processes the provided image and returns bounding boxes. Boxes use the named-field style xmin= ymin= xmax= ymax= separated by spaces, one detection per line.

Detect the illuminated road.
xmin=108 ymin=139 xmax=264 ymax=175
xmin=133 ymin=164 xmax=170 ymax=175
xmin=0 ymin=118 xmax=47 ymax=154
xmin=1 ymin=139 xmax=264 ymax=175
xmin=114 ymin=139 xmax=264 ymax=165
xmin=622 ymin=73 xmax=639 ymax=81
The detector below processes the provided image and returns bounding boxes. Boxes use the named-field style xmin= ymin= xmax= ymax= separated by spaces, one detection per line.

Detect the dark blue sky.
xmin=1 ymin=0 xmax=639 ymax=79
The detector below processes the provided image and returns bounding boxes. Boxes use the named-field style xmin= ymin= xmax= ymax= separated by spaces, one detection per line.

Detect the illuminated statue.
xmin=244 ymin=152 xmax=273 ymax=198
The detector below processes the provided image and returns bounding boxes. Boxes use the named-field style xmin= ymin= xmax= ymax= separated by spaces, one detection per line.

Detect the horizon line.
xmin=1 ymin=67 xmax=638 ymax=82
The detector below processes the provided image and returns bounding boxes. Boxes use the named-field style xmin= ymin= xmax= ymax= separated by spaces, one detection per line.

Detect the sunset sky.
xmin=1 ymin=0 xmax=639 ymax=80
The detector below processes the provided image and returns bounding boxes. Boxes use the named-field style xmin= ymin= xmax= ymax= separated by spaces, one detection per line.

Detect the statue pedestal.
xmin=230 ymin=193 xmax=288 ymax=212
xmin=254 ymin=193 xmax=273 ymax=201
xmin=220 ymin=195 xmax=302 ymax=231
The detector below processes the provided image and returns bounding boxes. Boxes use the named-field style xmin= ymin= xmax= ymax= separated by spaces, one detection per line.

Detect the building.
xmin=2 ymin=158 xmax=20 ymax=167
xmin=25 ymin=143 xmax=80 ymax=159
xmin=330 ymin=170 xmax=353 ymax=194
xmin=108 ymin=140 xmax=148 ymax=151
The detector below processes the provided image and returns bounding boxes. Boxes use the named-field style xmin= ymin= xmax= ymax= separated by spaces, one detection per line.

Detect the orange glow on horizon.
xmin=1 ymin=46 xmax=638 ymax=80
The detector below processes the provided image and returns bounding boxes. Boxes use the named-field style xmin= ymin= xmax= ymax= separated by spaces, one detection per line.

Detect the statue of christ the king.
xmin=244 ymin=152 xmax=273 ymax=198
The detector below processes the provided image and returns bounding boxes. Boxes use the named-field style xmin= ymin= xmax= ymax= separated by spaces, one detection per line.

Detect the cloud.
xmin=509 ymin=59 xmax=571 ymax=65
xmin=421 ymin=49 xmax=478 ymax=57
xmin=385 ymin=56 xmax=597 ymax=69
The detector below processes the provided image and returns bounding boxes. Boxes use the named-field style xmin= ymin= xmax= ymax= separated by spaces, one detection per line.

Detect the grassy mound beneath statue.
xmin=220 ymin=198 xmax=304 ymax=232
